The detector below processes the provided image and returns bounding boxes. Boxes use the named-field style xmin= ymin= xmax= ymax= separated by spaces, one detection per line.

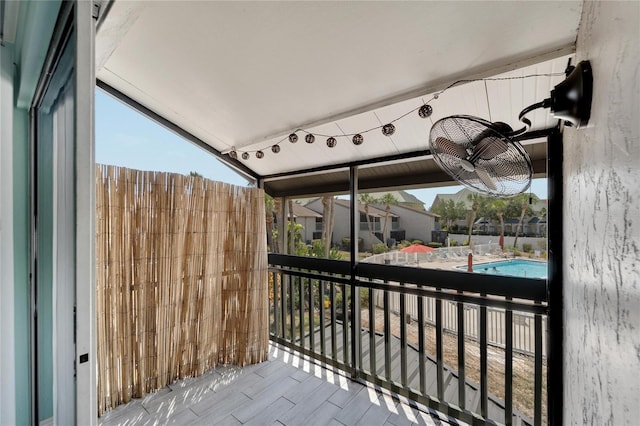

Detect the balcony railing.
xmin=268 ymin=253 xmax=548 ymax=426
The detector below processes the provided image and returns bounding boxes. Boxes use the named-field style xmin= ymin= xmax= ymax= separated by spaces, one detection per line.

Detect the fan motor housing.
xmin=550 ymin=60 xmax=593 ymax=128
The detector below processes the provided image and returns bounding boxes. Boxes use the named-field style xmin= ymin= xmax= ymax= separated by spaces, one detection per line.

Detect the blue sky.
xmin=96 ymin=89 xmax=547 ymax=208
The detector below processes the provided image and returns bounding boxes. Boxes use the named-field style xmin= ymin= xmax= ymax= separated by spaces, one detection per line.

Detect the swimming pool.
xmin=459 ymin=259 xmax=547 ymax=279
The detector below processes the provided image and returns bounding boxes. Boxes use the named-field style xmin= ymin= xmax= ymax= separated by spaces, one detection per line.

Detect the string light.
xmin=225 ymin=72 xmax=565 ymax=160
xmin=381 ymin=123 xmax=395 ymax=136
xmin=418 ymin=104 xmax=433 ymax=118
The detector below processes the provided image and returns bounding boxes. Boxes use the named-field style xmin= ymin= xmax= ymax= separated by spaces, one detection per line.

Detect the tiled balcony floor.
xmin=99 ymin=343 xmax=465 ymax=426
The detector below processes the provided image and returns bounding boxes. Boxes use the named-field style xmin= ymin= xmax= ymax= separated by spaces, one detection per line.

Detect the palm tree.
xmin=321 ymin=195 xmax=335 ymax=258
xmin=359 ymin=193 xmax=378 ymax=248
xmin=288 ymin=199 xmax=295 ymax=255
xmin=467 ymin=193 xmax=486 ymax=248
xmin=379 ymin=193 xmax=399 ymax=245
xmin=430 ymin=199 xmax=466 ymax=231
xmin=264 ymin=194 xmax=276 ymax=252
xmin=490 ymin=199 xmax=508 ymax=247
xmin=507 ymin=193 xmax=538 ymax=249
xmin=273 ymin=197 xmax=283 ymax=253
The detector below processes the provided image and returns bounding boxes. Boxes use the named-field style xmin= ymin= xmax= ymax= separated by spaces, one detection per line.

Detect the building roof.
xmin=290 ymin=202 xmax=322 ymax=218
xmin=333 ymin=199 xmax=397 ymax=218
xmin=365 ymin=190 xmax=425 ymax=207
xmin=429 ymin=188 xmax=476 ymax=210
xmin=391 ymin=203 xmax=440 ymax=218
xmin=528 ymin=216 xmax=547 ymax=224
xmin=430 ymin=188 xmax=548 ymax=214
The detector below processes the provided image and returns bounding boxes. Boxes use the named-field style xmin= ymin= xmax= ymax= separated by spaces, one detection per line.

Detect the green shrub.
xmin=400 ymin=240 xmax=412 ymax=247
xmin=294 ymin=242 xmax=309 ymax=256
xmin=450 ymin=240 xmax=459 ymax=247
xmin=341 ymin=237 xmax=363 ymax=249
xmin=309 ymin=240 xmax=343 ymax=260
xmin=372 ymin=243 xmax=388 ymax=254
xmin=522 ymin=243 xmax=533 ymax=253
xmin=411 ymin=239 xmax=424 ymax=245
xmin=427 ymin=242 xmax=443 ymax=248
xmin=463 ymin=239 xmax=470 ymax=246
xmin=537 ymin=240 xmax=547 ymax=250
xmin=513 ymin=249 xmax=522 ymax=257
xmin=359 ymin=288 xmax=370 ymax=307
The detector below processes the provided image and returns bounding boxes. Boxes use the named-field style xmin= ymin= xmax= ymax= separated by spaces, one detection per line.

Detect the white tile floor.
xmin=99 ymin=344 xmax=466 ymax=426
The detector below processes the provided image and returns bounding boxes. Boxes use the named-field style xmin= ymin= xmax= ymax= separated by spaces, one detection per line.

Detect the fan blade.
xmin=475 ymin=166 xmax=497 ymax=191
xmin=434 ymin=137 xmax=467 ymax=159
xmin=474 ymin=136 xmax=508 ymax=160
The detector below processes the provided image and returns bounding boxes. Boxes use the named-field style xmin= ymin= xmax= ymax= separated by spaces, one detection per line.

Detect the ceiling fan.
xmin=429 ymin=60 xmax=593 ymax=197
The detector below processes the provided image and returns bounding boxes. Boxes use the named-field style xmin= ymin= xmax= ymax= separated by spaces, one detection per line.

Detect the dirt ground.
xmin=360 ymin=307 xmax=547 ymax=423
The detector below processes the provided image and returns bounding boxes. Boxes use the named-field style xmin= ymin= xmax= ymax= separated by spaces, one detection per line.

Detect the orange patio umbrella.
xmin=400 ymin=244 xmax=435 ymax=253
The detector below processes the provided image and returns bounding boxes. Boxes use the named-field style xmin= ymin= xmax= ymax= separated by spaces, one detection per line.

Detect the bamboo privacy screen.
xmin=96 ymin=165 xmax=268 ymax=415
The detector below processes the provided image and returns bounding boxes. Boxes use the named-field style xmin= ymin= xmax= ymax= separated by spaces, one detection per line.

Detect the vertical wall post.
xmin=547 ymin=128 xmax=563 ymax=425
xmin=75 ymin=1 xmax=97 ymax=423
xmin=28 ymin=106 xmax=39 ymax=426
xmin=349 ymin=166 xmax=359 ymax=378
xmin=0 ymin=43 xmax=17 ymax=426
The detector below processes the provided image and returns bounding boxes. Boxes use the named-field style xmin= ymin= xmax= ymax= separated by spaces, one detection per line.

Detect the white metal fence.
xmin=373 ymin=291 xmax=546 ymax=356
xmin=362 ymin=243 xmax=502 ymax=266
xmin=362 ymin=243 xmax=546 ymax=355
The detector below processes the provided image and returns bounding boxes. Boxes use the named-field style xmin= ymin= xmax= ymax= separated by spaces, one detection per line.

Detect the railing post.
xmin=457 ymin=295 xmax=466 ymax=410
xmin=267 ymin=253 xmax=548 ymax=425
xmin=534 ymin=302 xmax=543 ymax=426
xmin=273 ymin=271 xmax=279 ymax=336
xmin=505 ymin=300 xmax=513 ymax=425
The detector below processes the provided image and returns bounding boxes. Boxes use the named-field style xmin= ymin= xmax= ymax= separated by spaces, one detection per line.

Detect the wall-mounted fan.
xmin=429 ymin=60 xmax=592 ymax=197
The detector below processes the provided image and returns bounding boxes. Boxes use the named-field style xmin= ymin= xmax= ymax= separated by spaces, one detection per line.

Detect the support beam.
xmin=349 ymin=166 xmax=359 ymax=378
xmin=547 ymin=128 xmax=563 ymax=425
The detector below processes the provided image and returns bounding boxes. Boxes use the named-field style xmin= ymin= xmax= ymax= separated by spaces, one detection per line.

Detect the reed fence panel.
xmin=96 ymin=165 xmax=268 ymax=415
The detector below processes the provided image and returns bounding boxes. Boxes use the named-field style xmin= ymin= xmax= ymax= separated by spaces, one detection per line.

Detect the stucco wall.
xmin=388 ymin=205 xmax=437 ymax=243
xmin=564 ymin=2 xmax=640 ymax=424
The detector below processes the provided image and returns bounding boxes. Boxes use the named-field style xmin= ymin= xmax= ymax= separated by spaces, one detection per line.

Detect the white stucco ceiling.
xmin=96 ymin=1 xmax=582 ymax=178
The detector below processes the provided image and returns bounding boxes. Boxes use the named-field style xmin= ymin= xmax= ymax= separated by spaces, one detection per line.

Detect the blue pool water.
xmin=459 ymin=259 xmax=547 ymax=279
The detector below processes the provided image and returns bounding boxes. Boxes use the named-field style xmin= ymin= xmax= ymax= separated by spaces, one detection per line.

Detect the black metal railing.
xmin=268 ymin=253 xmax=548 ymax=426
